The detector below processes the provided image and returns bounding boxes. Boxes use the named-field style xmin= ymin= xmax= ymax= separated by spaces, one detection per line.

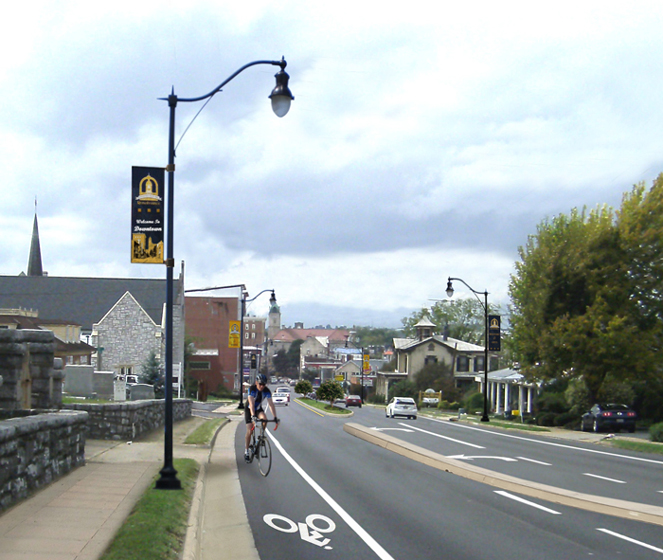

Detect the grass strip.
xmin=184 ymin=418 xmax=225 ymax=445
xmin=297 ymin=397 xmax=351 ymax=414
xmin=100 ymin=458 xmax=199 ymax=560
xmin=610 ymin=439 xmax=663 ymax=455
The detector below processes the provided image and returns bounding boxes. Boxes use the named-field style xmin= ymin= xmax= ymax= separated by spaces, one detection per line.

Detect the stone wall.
xmin=63 ymin=399 xmax=192 ymax=440
xmin=0 ymin=411 xmax=87 ymax=512
xmin=0 ymin=329 xmax=63 ymax=410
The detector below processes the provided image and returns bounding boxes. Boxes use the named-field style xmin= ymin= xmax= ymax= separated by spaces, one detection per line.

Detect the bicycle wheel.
xmin=257 ymin=436 xmax=272 ymax=477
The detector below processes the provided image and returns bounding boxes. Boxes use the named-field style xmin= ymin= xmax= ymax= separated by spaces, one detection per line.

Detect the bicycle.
xmin=246 ymin=418 xmax=279 ymax=476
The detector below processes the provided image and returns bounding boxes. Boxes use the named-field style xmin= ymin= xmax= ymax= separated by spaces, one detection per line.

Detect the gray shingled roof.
xmin=0 ymin=275 xmax=171 ymax=331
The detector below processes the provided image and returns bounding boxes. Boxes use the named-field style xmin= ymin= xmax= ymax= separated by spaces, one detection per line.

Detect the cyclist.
xmin=244 ymin=373 xmax=279 ymax=461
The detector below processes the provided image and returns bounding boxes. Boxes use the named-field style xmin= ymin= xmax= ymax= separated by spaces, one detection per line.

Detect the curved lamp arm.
xmin=446 ymin=277 xmax=487 ymax=311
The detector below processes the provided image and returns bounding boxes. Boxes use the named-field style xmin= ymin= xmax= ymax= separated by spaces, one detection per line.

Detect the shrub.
xmin=537 ymin=412 xmax=556 ymax=427
xmin=438 ymin=400 xmax=450 ymax=410
xmin=448 ymin=401 xmax=461 ymax=410
xmin=650 ymin=422 xmax=663 ymax=443
xmin=463 ymin=391 xmax=485 ymax=414
xmin=367 ymin=393 xmax=385 ymax=405
xmin=553 ymin=411 xmax=579 ymax=428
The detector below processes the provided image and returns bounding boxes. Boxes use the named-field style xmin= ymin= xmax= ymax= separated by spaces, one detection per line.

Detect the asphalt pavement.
xmin=0 ymin=404 xmax=658 ymax=560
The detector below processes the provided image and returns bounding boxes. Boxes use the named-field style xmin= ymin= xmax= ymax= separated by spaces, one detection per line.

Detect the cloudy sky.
xmin=3 ymin=1 xmax=663 ymax=329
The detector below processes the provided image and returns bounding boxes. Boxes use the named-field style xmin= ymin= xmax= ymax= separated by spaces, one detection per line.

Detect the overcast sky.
xmin=3 ymin=1 xmax=663 ymax=329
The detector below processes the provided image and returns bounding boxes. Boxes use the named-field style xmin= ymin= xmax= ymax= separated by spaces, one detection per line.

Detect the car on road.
xmin=272 ymin=392 xmax=289 ymax=406
xmin=345 ymin=395 xmax=362 ymax=408
xmin=274 ymin=386 xmax=291 ymax=402
xmin=386 ymin=397 xmax=417 ymax=419
xmin=581 ymin=403 xmax=636 ymax=433
xmin=422 ymin=388 xmax=439 ymax=407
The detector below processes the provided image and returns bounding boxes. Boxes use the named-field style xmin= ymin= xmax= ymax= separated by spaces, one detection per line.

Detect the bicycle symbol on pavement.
xmin=264 ymin=513 xmax=336 ymax=550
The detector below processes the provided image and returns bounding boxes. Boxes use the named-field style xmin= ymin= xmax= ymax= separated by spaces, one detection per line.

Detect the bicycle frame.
xmin=247 ymin=418 xmax=278 ymax=477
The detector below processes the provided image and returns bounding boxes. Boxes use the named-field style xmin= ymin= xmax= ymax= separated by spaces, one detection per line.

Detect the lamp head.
xmin=269 ymin=290 xmax=277 ymax=307
xmin=446 ymin=279 xmax=454 ymax=298
xmin=269 ymin=67 xmax=294 ymax=117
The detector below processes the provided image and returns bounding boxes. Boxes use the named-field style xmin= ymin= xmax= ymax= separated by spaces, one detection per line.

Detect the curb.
xmin=182 ymin=418 xmax=229 ymax=560
xmin=344 ymin=422 xmax=663 ymax=527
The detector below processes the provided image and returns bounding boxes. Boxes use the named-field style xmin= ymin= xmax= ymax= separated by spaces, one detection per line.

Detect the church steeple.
xmin=27 ymin=202 xmax=43 ymax=277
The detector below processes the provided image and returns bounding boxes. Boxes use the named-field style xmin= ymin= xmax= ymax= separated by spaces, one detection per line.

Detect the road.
xmin=236 ymin=400 xmax=663 ymax=559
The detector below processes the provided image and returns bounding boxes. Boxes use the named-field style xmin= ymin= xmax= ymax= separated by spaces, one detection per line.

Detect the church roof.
xmin=0 ymin=275 xmax=174 ymax=331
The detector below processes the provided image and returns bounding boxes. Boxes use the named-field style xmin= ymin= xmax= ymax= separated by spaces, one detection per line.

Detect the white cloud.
xmin=3 ymin=0 xmax=663 ymax=327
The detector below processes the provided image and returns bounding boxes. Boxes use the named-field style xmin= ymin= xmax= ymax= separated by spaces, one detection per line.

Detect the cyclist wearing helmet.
xmin=244 ymin=373 xmax=279 ymax=461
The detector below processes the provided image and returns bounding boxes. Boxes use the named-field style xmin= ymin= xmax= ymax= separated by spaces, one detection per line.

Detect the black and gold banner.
xmin=131 ymin=166 xmax=164 ymax=264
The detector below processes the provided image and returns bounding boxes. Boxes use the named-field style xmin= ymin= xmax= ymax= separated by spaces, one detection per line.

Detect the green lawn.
xmin=297 ymin=397 xmax=352 ymax=414
xmin=100 ymin=458 xmax=199 ymax=560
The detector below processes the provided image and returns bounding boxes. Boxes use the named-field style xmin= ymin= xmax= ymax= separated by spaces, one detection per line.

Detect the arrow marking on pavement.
xmin=447 ymin=454 xmax=517 ymax=462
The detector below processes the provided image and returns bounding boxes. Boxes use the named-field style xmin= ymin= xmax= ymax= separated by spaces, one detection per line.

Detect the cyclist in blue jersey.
xmin=244 ymin=373 xmax=279 ymax=461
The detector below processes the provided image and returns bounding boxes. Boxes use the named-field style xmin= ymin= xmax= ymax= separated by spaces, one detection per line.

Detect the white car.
xmin=386 ymin=397 xmax=417 ymax=419
xmin=274 ymin=387 xmax=291 ymax=403
xmin=272 ymin=392 xmax=289 ymax=406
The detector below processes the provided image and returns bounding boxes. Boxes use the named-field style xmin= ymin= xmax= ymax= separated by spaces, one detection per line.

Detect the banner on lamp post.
xmin=229 ymin=321 xmax=241 ymax=348
xmin=488 ymin=315 xmax=501 ymax=352
xmin=131 ymin=166 xmax=164 ymax=264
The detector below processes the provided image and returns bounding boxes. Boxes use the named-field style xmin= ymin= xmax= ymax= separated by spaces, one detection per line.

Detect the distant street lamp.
xmin=446 ymin=277 xmax=490 ymax=423
xmin=156 ymin=58 xmax=294 ymax=490
xmin=238 ymin=289 xmax=277 ymax=409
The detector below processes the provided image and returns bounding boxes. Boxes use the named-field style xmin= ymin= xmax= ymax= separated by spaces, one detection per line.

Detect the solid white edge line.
xmin=494 ymin=490 xmax=561 ymax=515
xmin=425 ymin=416 xmax=663 ymax=465
xmin=267 ymin=430 xmax=396 ymax=560
xmin=582 ymin=473 xmax=627 ymax=484
xmin=597 ymin=528 xmax=663 ymax=553
xmin=400 ymin=423 xmax=486 ymax=449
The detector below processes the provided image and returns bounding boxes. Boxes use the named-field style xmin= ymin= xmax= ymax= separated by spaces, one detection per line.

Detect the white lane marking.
xmin=597 ymin=528 xmax=663 ymax=553
xmin=400 ymin=423 xmax=485 ymax=449
xmin=494 ymin=490 xmax=561 ymax=514
xmin=583 ymin=473 xmax=627 ymax=484
xmin=426 ymin=416 xmax=663 ymax=465
xmin=267 ymin=431 xmax=395 ymax=560
xmin=517 ymin=456 xmax=552 ymax=465
xmin=448 ymin=455 xmax=517 ymax=462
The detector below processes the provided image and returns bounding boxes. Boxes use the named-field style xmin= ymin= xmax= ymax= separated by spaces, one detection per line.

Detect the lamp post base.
xmin=155 ymin=466 xmax=181 ymax=490
xmin=480 ymin=415 xmax=490 ymax=422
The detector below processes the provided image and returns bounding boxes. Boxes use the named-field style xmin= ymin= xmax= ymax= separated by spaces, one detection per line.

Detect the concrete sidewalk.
xmin=0 ymin=408 xmax=250 ymax=560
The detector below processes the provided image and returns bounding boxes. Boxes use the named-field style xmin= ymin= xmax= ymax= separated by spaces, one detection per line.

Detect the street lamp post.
xmin=155 ymin=59 xmax=293 ymax=490
xmin=446 ymin=277 xmax=490 ymax=423
xmin=238 ymin=289 xmax=276 ymax=409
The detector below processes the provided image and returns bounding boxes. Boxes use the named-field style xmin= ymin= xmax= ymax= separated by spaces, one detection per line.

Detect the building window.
xmin=251 ymin=333 xmax=256 ymax=339
xmin=427 ymin=343 xmax=435 ymax=351
xmin=120 ymin=366 xmax=133 ymax=376
xmin=474 ymin=356 xmax=485 ymax=372
xmin=424 ymin=355 xmax=438 ymax=366
xmin=252 ymin=324 xmax=256 ymax=330
xmin=189 ymin=361 xmax=210 ymax=370
xmin=456 ymin=356 xmax=469 ymax=372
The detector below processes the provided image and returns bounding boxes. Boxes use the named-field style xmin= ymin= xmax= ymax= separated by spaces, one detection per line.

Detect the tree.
xmin=140 ymin=351 xmax=164 ymax=398
xmin=316 ymin=380 xmax=344 ymax=408
xmin=401 ymin=298 xmax=498 ymax=346
xmin=415 ymin=362 xmax=457 ymax=402
xmin=510 ymin=180 xmax=663 ymax=404
xmin=295 ymin=379 xmax=313 ymax=396
xmin=388 ymin=379 xmax=417 ymax=402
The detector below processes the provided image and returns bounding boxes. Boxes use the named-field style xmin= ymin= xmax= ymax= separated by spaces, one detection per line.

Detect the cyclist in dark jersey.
xmin=244 ymin=374 xmax=279 ymax=461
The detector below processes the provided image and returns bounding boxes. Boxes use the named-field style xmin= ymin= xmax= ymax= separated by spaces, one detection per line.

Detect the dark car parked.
xmin=581 ymin=403 xmax=636 ymax=433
